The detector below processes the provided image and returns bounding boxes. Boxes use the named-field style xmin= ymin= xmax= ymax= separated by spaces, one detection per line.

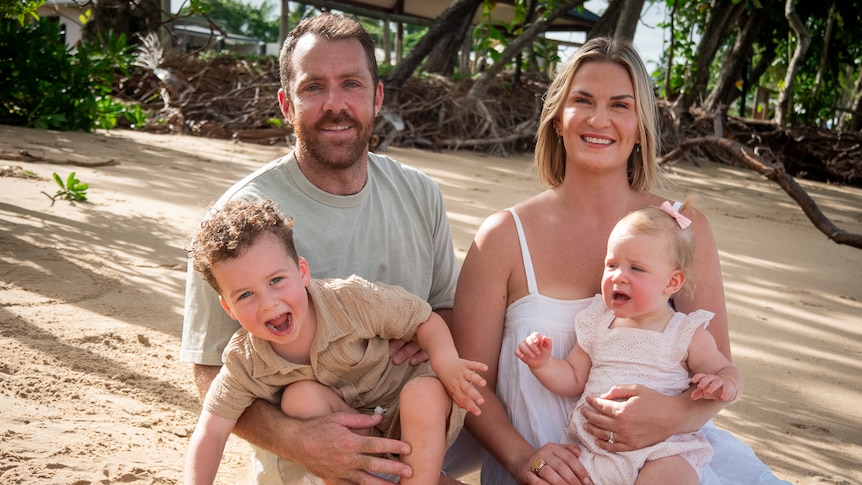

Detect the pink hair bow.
xmin=660 ymin=201 xmax=692 ymax=229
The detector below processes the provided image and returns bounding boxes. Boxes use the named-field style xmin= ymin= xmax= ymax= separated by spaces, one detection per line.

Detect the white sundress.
xmin=479 ymin=208 xmax=791 ymax=485
xmin=564 ymin=295 xmax=713 ymax=483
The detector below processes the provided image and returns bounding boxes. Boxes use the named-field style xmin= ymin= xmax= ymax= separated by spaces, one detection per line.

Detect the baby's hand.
xmin=515 ymin=332 xmax=552 ymax=369
xmin=441 ymin=359 xmax=488 ymax=416
xmin=691 ymin=373 xmax=738 ymax=402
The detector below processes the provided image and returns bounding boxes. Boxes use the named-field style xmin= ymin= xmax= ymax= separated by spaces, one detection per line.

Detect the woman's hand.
xmin=580 ymin=384 xmax=682 ymax=452
xmin=515 ymin=442 xmax=592 ymax=485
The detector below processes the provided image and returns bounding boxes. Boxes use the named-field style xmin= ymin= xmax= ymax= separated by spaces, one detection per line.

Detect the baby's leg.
xmin=398 ymin=376 xmax=450 ymax=485
xmin=635 ymin=455 xmax=698 ymax=485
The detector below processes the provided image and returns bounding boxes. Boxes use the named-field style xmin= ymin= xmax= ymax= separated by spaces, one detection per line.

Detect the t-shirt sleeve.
xmin=425 ymin=179 xmax=458 ymax=311
xmin=181 ymin=263 xmax=240 ymax=365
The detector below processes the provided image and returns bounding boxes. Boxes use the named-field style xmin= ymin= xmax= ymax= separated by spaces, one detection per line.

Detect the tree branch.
xmin=659 ymin=136 xmax=862 ymax=249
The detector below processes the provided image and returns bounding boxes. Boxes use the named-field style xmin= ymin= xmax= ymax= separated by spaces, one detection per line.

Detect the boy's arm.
xmin=184 ymin=409 xmax=235 ymax=484
xmin=414 ymin=313 xmax=488 ymax=416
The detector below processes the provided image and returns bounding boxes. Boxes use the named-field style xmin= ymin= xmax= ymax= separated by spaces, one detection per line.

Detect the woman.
xmin=452 ymin=37 xmax=786 ymax=485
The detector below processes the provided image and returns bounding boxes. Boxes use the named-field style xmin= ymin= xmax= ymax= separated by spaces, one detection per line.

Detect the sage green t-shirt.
xmin=181 ymin=151 xmax=458 ymax=366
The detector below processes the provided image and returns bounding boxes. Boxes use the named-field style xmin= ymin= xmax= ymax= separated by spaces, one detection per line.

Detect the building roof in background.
xmin=297 ymin=0 xmax=599 ymax=32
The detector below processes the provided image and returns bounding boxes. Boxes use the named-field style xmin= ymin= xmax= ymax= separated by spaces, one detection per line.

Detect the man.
xmin=181 ymin=13 xmax=471 ymax=484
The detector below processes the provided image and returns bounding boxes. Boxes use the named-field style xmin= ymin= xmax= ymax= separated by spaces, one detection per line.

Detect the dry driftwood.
xmin=115 ymin=57 xmax=861 ymax=247
xmin=659 ymin=136 xmax=862 ymax=249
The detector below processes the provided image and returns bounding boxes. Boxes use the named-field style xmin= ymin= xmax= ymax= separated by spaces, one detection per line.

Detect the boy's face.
xmin=601 ymin=227 xmax=683 ymax=324
xmin=214 ymin=233 xmax=312 ymax=346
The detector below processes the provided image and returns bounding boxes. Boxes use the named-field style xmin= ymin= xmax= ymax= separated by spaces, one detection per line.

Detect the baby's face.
xmin=602 ymin=229 xmax=680 ymax=323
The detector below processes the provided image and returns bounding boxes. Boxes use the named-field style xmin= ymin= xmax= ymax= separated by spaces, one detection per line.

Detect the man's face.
xmin=279 ymin=34 xmax=383 ymax=171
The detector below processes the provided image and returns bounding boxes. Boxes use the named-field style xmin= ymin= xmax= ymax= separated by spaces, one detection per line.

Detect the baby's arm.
xmin=515 ymin=332 xmax=591 ymax=397
xmin=687 ymin=327 xmax=743 ymax=403
xmin=415 ymin=312 xmax=488 ymax=416
xmin=184 ymin=409 xmax=237 ymax=484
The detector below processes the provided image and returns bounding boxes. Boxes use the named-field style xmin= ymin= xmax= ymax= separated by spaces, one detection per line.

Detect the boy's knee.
xmin=281 ymin=380 xmax=345 ymax=417
xmin=401 ymin=377 xmax=448 ymax=415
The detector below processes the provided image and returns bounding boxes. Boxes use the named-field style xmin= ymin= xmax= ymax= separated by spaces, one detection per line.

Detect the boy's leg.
xmin=635 ymin=455 xmax=699 ymax=485
xmin=281 ymin=380 xmax=357 ymax=419
xmin=399 ymin=376 xmax=450 ymax=485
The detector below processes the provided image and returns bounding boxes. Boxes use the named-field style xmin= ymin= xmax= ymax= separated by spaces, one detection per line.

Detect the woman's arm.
xmin=453 ymin=212 xmax=589 ymax=484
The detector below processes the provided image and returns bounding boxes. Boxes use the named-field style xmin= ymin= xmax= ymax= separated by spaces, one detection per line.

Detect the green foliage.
xmin=0 ymin=18 xmax=140 ymax=132
xmin=471 ymin=0 xmax=561 ymax=77
xmin=0 ymin=0 xmax=44 ymax=25
xmin=42 ymin=172 xmax=89 ymax=205
xmin=181 ymin=0 xmax=279 ymax=43
xmin=655 ymin=0 xmax=708 ymax=98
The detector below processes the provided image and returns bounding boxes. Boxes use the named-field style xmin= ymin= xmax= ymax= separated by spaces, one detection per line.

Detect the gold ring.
xmin=531 ymin=457 xmax=546 ymax=475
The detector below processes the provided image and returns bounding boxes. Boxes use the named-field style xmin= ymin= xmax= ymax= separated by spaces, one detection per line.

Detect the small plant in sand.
xmin=42 ymin=172 xmax=89 ymax=205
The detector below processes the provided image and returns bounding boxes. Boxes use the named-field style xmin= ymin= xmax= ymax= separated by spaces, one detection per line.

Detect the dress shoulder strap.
xmin=506 ymin=208 xmax=538 ymax=294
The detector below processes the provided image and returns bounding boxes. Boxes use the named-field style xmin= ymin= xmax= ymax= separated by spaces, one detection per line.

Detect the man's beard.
xmin=294 ymin=111 xmax=373 ymax=171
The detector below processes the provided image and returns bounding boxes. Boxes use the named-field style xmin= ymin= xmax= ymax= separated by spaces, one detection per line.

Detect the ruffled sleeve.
xmin=574 ymin=294 xmax=606 ymax=354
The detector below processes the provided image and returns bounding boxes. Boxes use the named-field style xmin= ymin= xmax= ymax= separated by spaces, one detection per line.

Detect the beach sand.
xmin=1 ymin=124 xmax=860 ymax=484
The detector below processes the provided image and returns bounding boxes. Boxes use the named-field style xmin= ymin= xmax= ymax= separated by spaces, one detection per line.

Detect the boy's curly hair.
xmin=187 ymin=198 xmax=297 ymax=294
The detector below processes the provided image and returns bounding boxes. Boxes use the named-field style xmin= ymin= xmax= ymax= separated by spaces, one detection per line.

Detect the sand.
xmin=1 ymin=124 xmax=860 ymax=484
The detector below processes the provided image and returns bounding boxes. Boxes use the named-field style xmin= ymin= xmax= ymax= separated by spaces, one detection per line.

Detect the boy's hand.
xmin=515 ymin=331 xmax=553 ymax=369
xmin=438 ymin=359 xmax=488 ymax=416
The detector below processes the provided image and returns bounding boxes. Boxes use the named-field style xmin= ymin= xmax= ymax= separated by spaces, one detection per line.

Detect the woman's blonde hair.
xmin=534 ymin=36 xmax=660 ymax=190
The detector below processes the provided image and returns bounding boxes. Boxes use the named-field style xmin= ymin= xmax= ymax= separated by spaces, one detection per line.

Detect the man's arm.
xmin=192 ymin=365 xmax=413 ymax=483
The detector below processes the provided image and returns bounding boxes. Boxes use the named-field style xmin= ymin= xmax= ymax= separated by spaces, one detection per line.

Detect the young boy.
xmin=183 ymin=198 xmax=487 ymax=485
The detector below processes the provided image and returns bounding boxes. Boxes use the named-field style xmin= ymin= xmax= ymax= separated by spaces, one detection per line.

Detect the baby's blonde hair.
xmin=615 ymin=199 xmax=696 ymax=294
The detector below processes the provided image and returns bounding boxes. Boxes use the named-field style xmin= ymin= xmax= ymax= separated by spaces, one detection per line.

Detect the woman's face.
xmin=557 ymin=61 xmax=640 ymax=175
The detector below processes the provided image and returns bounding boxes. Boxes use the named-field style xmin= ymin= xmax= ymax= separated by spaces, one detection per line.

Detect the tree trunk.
xmin=421 ymin=3 xmax=476 ymax=75
xmin=811 ymin=2 xmax=836 ymax=106
xmin=839 ymin=66 xmax=862 ymax=132
xmin=615 ymin=0 xmax=646 ymax=41
xmin=775 ymin=0 xmax=811 ymax=127
xmin=588 ymin=0 xmax=624 ymax=40
xmin=85 ymin=0 xmax=161 ymax=44
xmin=673 ymin=0 xmax=744 ymax=120
xmin=704 ymin=3 xmax=769 ymax=112
xmin=383 ymin=0 xmax=484 ymax=89
xmin=662 ymin=0 xmax=678 ymax=100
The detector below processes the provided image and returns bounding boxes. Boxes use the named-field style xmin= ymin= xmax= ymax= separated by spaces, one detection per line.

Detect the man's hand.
xmin=294 ymin=412 xmax=413 ymax=483
xmin=389 ymin=338 xmax=429 ymax=366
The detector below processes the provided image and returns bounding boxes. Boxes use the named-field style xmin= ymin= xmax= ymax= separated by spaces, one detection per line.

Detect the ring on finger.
xmin=531 ymin=458 xmax=546 ymax=475
xmin=608 ymin=431 xmax=616 ymax=444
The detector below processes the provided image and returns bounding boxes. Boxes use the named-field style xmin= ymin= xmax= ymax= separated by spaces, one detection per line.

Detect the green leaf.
xmin=52 ymin=172 xmax=65 ymax=190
